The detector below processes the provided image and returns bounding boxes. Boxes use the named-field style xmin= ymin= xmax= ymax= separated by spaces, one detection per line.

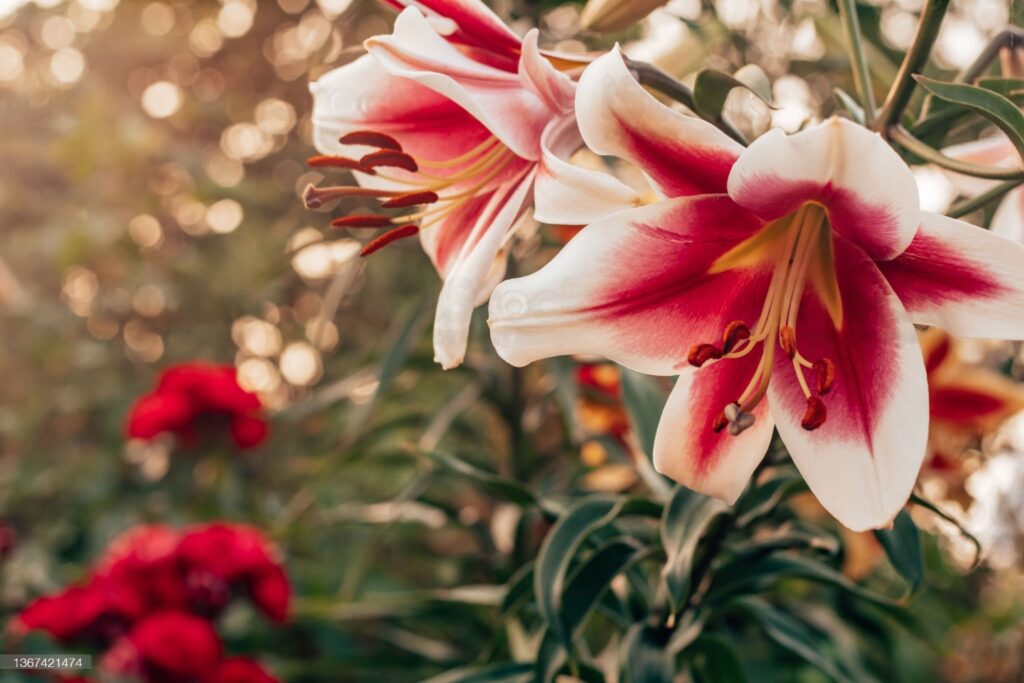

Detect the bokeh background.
xmin=2 ymin=0 xmax=1024 ymax=681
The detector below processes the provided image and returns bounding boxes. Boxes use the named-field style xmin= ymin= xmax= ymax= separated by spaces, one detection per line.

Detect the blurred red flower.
xmin=126 ymin=363 xmax=268 ymax=449
xmin=12 ymin=523 xmax=289 ymax=646
xmin=204 ymin=657 xmax=280 ymax=683
xmin=176 ymin=523 xmax=291 ymax=623
xmin=101 ymin=611 xmax=222 ymax=683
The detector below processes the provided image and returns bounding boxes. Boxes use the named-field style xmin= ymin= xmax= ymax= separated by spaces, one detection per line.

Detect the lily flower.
xmin=921 ymin=328 xmax=1024 ymax=472
xmin=937 ymin=46 xmax=1024 ymax=241
xmin=307 ymin=0 xmax=640 ymax=369
xmin=488 ymin=48 xmax=1024 ymax=530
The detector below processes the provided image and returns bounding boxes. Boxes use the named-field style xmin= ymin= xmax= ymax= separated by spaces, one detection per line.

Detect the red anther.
xmin=306 ymin=155 xmax=375 ymax=173
xmin=331 ymin=214 xmax=393 ymax=229
xmin=360 ymin=151 xmax=419 ymax=173
xmin=712 ymin=411 xmax=728 ymax=433
xmin=360 ymin=225 xmax=420 ymax=257
xmin=779 ymin=326 xmax=797 ymax=359
xmin=382 ymin=191 xmax=439 ymax=208
xmin=800 ymin=396 xmax=827 ymax=431
xmin=721 ymin=321 xmax=751 ymax=354
xmin=339 ymin=130 xmax=403 ymax=151
xmin=813 ymin=358 xmax=835 ymax=396
xmin=687 ymin=343 xmax=723 ymax=368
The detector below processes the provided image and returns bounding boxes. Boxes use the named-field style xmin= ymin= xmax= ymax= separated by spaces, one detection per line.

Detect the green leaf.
xmin=706 ymin=553 xmax=895 ymax=608
xmin=423 ymin=662 xmax=533 ymax=683
xmin=534 ymin=496 xmax=623 ymax=646
xmin=873 ymin=508 xmax=924 ymax=595
xmin=620 ymin=623 xmax=674 ymax=683
xmin=734 ymin=469 xmax=808 ymax=527
xmin=833 ymin=87 xmax=866 ymax=125
xmin=425 ymin=450 xmax=541 ymax=510
xmin=562 ymin=537 xmax=647 ymax=635
xmin=499 ymin=562 xmax=535 ymax=619
xmin=687 ymin=636 xmax=748 ymax=683
xmin=726 ymin=524 xmax=840 ymax=562
xmin=534 ymin=631 xmax=606 ymax=683
xmin=731 ymin=596 xmax=851 ymax=683
xmin=915 ymin=76 xmax=1024 ymax=159
xmin=619 ymin=368 xmax=668 ymax=461
xmin=693 ymin=67 xmax=773 ymax=122
xmin=660 ymin=486 xmax=729 ymax=613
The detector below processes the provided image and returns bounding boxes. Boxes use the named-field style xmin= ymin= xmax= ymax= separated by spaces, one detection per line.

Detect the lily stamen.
xmin=305 ymin=129 xmax=521 ymax=257
xmin=687 ymin=202 xmax=838 ymax=434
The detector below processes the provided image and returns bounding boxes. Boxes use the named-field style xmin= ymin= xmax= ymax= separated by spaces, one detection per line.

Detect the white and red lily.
xmin=938 ymin=46 xmax=1024 ymax=241
xmin=307 ymin=0 xmax=639 ymax=369
xmin=488 ymin=48 xmax=1024 ymax=530
xmin=941 ymin=136 xmax=1024 ymax=241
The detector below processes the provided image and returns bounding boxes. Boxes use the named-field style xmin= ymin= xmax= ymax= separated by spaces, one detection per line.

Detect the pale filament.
xmin=711 ymin=203 xmax=830 ymax=414
xmin=371 ymin=136 xmax=518 ymax=232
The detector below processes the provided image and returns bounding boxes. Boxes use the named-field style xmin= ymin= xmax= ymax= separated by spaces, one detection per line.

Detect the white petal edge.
xmin=534 ymin=114 xmax=644 ymax=225
xmin=769 ymin=284 xmax=928 ymax=533
xmin=433 ymin=169 xmax=536 ymax=369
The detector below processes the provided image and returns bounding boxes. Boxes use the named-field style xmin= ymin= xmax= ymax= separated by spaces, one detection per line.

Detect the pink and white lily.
xmin=941 ymin=136 xmax=1024 ymax=241
xmin=306 ymin=0 xmax=638 ymax=369
xmin=488 ymin=48 xmax=1024 ymax=531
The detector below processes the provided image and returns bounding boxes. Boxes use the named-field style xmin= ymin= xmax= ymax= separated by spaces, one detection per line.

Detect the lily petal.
xmin=653 ymin=366 xmax=774 ymax=504
xmin=991 ymin=187 xmax=1024 ymax=243
xmin=941 ymin=135 xmax=1016 ymax=197
xmin=534 ymin=115 xmax=644 ymax=225
xmin=489 ymin=195 xmax=770 ymax=375
xmin=930 ymin=372 xmax=1024 ymax=430
xmin=366 ymin=8 xmax=554 ymax=160
xmin=519 ymin=30 xmax=575 ymax=115
xmin=310 ymin=54 xmax=488 ymax=162
xmin=382 ymin=0 xmax=523 ymax=57
xmin=575 ymin=47 xmax=742 ymax=198
xmin=728 ymin=118 xmax=920 ymax=260
xmin=768 ymin=236 xmax=927 ymax=531
xmin=877 ymin=211 xmax=1024 ymax=339
xmin=433 ymin=168 xmax=536 ymax=369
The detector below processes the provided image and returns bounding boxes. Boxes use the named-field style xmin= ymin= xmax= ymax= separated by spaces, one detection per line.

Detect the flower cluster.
xmin=126 ymin=363 xmax=268 ymax=450
xmin=302 ymin=0 xmax=1024 ymax=533
xmin=13 ymin=523 xmax=288 ymax=683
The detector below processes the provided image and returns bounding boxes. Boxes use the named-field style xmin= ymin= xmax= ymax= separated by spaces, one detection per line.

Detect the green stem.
xmin=947 ymin=178 xmax=1024 ymax=218
xmin=956 ymin=26 xmax=1024 ymax=84
xmin=836 ymin=0 xmax=876 ymax=120
xmin=889 ymin=125 xmax=1024 ymax=180
xmin=872 ymin=0 xmax=950 ymax=133
xmin=919 ymin=26 xmax=1024 ymax=119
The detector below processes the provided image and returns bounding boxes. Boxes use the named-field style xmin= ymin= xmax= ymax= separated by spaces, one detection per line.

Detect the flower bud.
xmin=580 ymin=0 xmax=669 ymax=32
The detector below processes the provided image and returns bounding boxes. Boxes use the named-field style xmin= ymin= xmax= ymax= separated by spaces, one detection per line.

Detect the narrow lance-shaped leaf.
xmin=619 ymin=368 xmax=667 ymax=460
xmin=561 ymin=537 xmax=648 ymax=636
xmin=534 ymin=496 xmax=623 ymax=646
xmin=660 ymin=486 xmax=730 ymax=613
xmin=914 ymin=76 xmax=1024 ymax=160
xmin=423 ymin=663 xmax=533 ymax=683
xmin=620 ymin=623 xmax=674 ymax=683
xmin=686 ymin=636 xmax=748 ymax=683
xmin=693 ymin=66 xmax=773 ymax=122
xmin=873 ymin=507 xmax=924 ymax=596
xmin=730 ymin=596 xmax=852 ymax=683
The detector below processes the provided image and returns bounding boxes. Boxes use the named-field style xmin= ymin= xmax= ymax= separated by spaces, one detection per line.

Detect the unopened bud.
xmin=580 ymin=0 xmax=670 ymax=32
